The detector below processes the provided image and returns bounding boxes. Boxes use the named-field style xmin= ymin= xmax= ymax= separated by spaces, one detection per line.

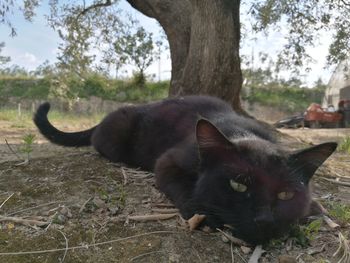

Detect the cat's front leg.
xmin=154 ymin=145 xmax=199 ymax=218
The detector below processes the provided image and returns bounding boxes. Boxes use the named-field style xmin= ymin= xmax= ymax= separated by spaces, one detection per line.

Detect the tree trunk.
xmin=126 ymin=0 xmax=243 ymax=111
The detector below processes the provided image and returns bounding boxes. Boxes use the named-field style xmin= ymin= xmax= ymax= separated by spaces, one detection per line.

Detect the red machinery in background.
xmin=304 ymin=103 xmax=343 ymax=128
xmin=274 ymin=100 xmax=350 ymax=128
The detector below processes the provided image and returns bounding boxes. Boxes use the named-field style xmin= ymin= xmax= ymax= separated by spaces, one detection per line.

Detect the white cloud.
xmin=22 ymin=52 xmax=39 ymax=64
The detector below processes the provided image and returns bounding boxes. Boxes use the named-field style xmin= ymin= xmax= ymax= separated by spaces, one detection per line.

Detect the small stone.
xmin=202 ymin=226 xmax=212 ymax=233
xmin=93 ymin=197 xmax=107 ymax=209
xmin=60 ymin=206 xmax=72 ymax=218
xmin=221 ymin=235 xmax=230 ymax=243
xmin=107 ymin=186 xmax=115 ymax=193
xmin=278 ymin=255 xmax=297 ymax=263
xmin=169 ymin=253 xmax=180 ymax=263
xmin=240 ymin=246 xmax=252 ymax=254
xmin=54 ymin=214 xmax=67 ymax=225
xmin=108 ymin=206 xmax=119 ymax=216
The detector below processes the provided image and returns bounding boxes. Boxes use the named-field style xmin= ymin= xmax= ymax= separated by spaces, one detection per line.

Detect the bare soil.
xmin=0 ymin=120 xmax=349 ymax=263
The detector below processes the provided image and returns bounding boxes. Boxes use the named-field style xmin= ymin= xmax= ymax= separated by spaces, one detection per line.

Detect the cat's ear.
xmin=196 ymin=119 xmax=232 ymax=151
xmin=289 ymin=142 xmax=337 ymax=183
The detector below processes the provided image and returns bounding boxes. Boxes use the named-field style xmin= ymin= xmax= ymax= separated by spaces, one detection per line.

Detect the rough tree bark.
xmin=127 ymin=0 xmax=243 ymax=111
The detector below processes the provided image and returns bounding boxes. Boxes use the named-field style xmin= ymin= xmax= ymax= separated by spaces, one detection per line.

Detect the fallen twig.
xmin=121 ymin=167 xmax=128 ymax=185
xmin=216 ymin=228 xmax=250 ymax=247
xmin=307 ymin=244 xmax=326 ymax=255
xmin=130 ymin=250 xmax=162 ymax=262
xmin=332 ymin=171 xmax=350 ymax=181
xmin=151 ymin=208 xmax=179 ymax=214
xmin=128 ymin=213 xmax=178 ymax=222
xmin=0 ymin=193 xmax=14 ymax=210
xmin=188 ymin=214 xmax=206 ymax=231
xmin=45 ymin=211 xmax=58 ymax=231
xmin=320 ymin=177 xmax=350 ymax=187
xmin=230 ymin=242 xmax=234 ymax=263
xmin=323 ymin=215 xmax=340 ymax=229
xmin=153 ymin=203 xmax=175 ymax=208
xmin=121 ymin=166 xmax=153 ymax=176
xmin=0 ymin=230 xmax=178 ymax=256
xmin=15 ymin=159 xmax=29 ymax=166
xmin=248 ymin=245 xmax=265 ymax=263
xmin=4 ymin=139 xmax=22 ymax=161
xmin=57 ymin=230 xmax=68 ymax=263
xmin=7 ymin=201 xmax=64 ymax=216
xmin=0 ymin=215 xmax=49 ymax=227
xmin=232 ymin=245 xmax=247 ymax=263
xmin=79 ymin=197 xmax=93 ymax=213
xmin=333 ymin=232 xmax=350 ymax=263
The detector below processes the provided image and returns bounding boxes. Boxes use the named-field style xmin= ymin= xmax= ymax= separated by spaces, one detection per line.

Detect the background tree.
xmin=249 ymin=0 xmax=350 ymax=70
xmin=0 ymin=42 xmax=11 ymax=67
xmin=2 ymin=0 xmax=350 ymax=111
xmin=114 ymin=26 xmax=155 ymax=87
xmin=47 ymin=2 xmax=125 ymax=77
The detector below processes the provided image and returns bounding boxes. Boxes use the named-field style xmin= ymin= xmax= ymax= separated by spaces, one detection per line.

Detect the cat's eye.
xmin=277 ymin=191 xmax=295 ymax=200
xmin=230 ymin=180 xmax=247 ymax=192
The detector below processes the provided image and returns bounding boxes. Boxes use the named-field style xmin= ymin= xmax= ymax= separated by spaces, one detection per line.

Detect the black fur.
xmin=34 ymin=95 xmax=337 ymax=244
xmin=34 ymin=102 xmax=95 ymax=146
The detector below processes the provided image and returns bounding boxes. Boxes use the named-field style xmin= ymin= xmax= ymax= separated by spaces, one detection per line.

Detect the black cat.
xmin=34 ymin=95 xmax=337 ymax=244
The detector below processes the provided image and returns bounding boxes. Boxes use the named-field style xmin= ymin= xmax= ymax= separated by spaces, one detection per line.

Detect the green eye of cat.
xmin=277 ymin=191 xmax=295 ymax=200
xmin=230 ymin=180 xmax=247 ymax=192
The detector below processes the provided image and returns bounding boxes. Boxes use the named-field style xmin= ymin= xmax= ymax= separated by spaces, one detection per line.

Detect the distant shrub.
xmin=0 ymin=74 xmax=169 ymax=103
xmin=338 ymin=136 xmax=350 ymax=154
xmin=0 ymin=78 xmax=50 ymax=99
xmin=242 ymin=85 xmax=325 ymax=113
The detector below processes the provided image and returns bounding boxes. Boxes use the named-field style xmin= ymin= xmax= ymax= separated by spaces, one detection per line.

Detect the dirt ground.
xmin=0 ymin=118 xmax=349 ymax=263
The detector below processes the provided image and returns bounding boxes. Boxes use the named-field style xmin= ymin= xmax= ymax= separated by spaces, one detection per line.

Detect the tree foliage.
xmin=249 ymin=0 xmax=350 ymax=70
xmin=42 ymin=1 xmax=160 ymax=83
xmin=0 ymin=42 xmax=11 ymax=67
xmin=47 ymin=0 xmax=125 ymax=77
xmin=114 ymin=26 xmax=155 ymax=86
xmin=2 ymin=1 xmax=349 ymax=72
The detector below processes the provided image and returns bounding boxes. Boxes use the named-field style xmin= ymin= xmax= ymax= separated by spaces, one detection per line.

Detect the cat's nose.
xmin=254 ymin=212 xmax=274 ymax=226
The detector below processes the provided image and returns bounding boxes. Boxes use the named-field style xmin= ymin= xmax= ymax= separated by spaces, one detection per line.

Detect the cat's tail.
xmin=33 ymin=102 xmax=96 ymax=147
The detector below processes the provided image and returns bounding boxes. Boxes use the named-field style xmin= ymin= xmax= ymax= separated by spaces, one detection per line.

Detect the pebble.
xmin=93 ymin=196 xmax=107 ymax=209
xmin=221 ymin=235 xmax=230 ymax=243
xmin=278 ymin=255 xmax=297 ymax=263
xmin=55 ymin=214 xmax=67 ymax=225
xmin=60 ymin=206 xmax=72 ymax=218
xmin=108 ymin=206 xmax=119 ymax=216
xmin=240 ymin=246 xmax=252 ymax=254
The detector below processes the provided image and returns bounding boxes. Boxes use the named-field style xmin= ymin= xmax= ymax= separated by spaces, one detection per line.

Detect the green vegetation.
xmin=287 ymin=219 xmax=323 ymax=247
xmin=242 ymin=69 xmax=326 ymax=113
xmin=0 ymin=73 xmax=169 ymax=103
xmin=242 ymin=85 xmax=325 ymax=113
xmin=328 ymin=202 xmax=350 ymax=225
xmin=0 ymin=108 xmax=104 ymax=130
xmin=338 ymin=136 xmax=350 ymax=154
xmin=116 ymin=184 xmax=127 ymax=207
xmin=301 ymin=218 xmax=323 ymax=241
xmin=267 ymin=219 xmax=323 ymax=249
xmin=19 ymin=133 xmax=36 ymax=162
xmin=0 ymin=78 xmax=51 ymax=100
xmin=0 ymin=66 xmax=324 ymax=113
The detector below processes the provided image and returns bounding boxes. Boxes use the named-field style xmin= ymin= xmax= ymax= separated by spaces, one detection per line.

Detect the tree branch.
xmin=78 ymin=0 xmax=114 ymax=19
xmin=126 ymin=0 xmax=157 ymax=18
xmin=340 ymin=0 xmax=350 ymax=7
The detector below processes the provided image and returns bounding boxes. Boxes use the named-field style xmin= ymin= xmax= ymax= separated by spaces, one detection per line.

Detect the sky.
xmin=0 ymin=1 xmax=335 ymax=86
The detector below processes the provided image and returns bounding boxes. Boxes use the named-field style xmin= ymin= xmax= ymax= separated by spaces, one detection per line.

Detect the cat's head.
xmin=192 ymin=119 xmax=337 ymax=244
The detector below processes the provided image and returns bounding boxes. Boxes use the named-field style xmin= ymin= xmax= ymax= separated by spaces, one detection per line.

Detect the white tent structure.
xmin=322 ymin=61 xmax=350 ymax=108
